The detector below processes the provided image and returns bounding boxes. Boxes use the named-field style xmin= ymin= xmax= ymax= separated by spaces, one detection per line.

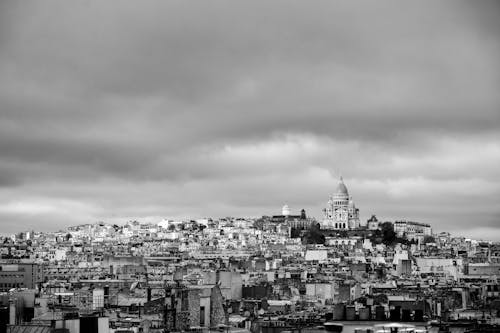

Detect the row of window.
xmin=0 ymin=282 xmax=23 ymax=289
xmin=0 ymin=274 xmax=25 ymax=278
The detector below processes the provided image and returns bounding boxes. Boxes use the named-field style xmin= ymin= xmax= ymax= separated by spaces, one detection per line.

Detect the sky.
xmin=0 ymin=1 xmax=499 ymax=240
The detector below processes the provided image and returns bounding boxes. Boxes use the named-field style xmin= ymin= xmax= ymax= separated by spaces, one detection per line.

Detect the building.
xmin=165 ymin=283 xmax=226 ymax=330
xmin=393 ymin=221 xmax=432 ymax=242
xmin=281 ymin=204 xmax=291 ymax=216
xmin=0 ymin=263 xmax=43 ymax=292
xmin=321 ymin=177 xmax=360 ymax=230
xmin=367 ymin=215 xmax=380 ymax=230
xmin=304 ymin=249 xmax=328 ymax=262
xmin=466 ymin=263 xmax=500 ymax=276
xmin=270 ymin=207 xmax=312 ymax=230
xmin=415 ymin=258 xmax=463 ymax=280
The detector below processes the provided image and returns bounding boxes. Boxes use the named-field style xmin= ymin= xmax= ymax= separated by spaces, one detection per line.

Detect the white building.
xmin=394 ymin=221 xmax=432 ymax=242
xmin=282 ymin=204 xmax=291 ymax=216
xmin=325 ymin=237 xmax=361 ymax=249
xmin=321 ymin=177 xmax=360 ymax=230
xmin=367 ymin=215 xmax=380 ymax=230
xmin=304 ymin=249 xmax=328 ymax=262
xmin=415 ymin=258 xmax=463 ymax=280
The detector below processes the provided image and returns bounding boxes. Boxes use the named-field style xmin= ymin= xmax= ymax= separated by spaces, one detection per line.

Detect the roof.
xmin=387 ymin=295 xmax=417 ymax=302
xmin=267 ymin=300 xmax=292 ymax=306
xmin=228 ymin=315 xmax=247 ymax=323
xmin=32 ymin=312 xmax=65 ymax=321
xmin=335 ymin=177 xmax=348 ymax=196
xmin=116 ymin=293 xmax=147 ymax=306
xmin=227 ymin=329 xmax=251 ymax=333
xmin=7 ymin=325 xmax=53 ymax=333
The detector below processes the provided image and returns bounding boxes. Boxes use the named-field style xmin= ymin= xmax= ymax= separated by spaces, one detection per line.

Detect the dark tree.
xmin=290 ymin=228 xmax=302 ymax=238
xmin=370 ymin=222 xmax=397 ymax=246
xmin=380 ymin=222 xmax=397 ymax=246
xmin=423 ymin=235 xmax=436 ymax=244
xmin=253 ymin=218 xmax=265 ymax=230
xmin=303 ymin=223 xmax=325 ymax=244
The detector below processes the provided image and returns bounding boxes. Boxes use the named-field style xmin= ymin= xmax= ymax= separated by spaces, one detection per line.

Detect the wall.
xmin=304 ymin=250 xmax=327 ymax=261
xmin=415 ymin=258 xmax=463 ymax=280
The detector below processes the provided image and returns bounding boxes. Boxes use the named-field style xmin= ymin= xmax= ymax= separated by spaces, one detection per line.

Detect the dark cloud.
xmin=0 ymin=0 xmax=499 ymax=239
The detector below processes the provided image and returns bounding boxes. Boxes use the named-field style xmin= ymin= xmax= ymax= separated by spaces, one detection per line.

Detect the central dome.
xmin=282 ymin=204 xmax=291 ymax=216
xmin=335 ymin=177 xmax=349 ymax=196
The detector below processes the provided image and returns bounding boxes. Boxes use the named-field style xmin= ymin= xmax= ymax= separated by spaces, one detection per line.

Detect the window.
xmin=200 ymin=306 xmax=205 ymax=326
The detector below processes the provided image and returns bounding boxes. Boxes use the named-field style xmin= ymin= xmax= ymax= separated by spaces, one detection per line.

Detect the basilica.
xmin=321 ymin=177 xmax=360 ymax=230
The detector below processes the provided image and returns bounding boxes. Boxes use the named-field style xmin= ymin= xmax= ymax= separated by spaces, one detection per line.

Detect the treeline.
xmin=300 ymin=222 xmax=435 ymax=246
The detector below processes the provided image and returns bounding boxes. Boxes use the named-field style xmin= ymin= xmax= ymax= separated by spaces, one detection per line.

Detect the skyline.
xmin=1 ymin=1 xmax=499 ymax=240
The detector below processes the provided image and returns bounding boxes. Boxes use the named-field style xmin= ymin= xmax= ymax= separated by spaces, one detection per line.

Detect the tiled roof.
xmin=7 ymin=325 xmax=54 ymax=333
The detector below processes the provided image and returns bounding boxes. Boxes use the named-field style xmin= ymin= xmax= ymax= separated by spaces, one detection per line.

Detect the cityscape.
xmin=1 ymin=177 xmax=499 ymax=332
xmin=1 ymin=1 xmax=499 ymax=333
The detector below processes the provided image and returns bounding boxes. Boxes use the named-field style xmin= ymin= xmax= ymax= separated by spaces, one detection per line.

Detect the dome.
xmin=282 ymin=204 xmax=291 ymax=216
xmin=335 ymin=177 xmax=349 ymax=196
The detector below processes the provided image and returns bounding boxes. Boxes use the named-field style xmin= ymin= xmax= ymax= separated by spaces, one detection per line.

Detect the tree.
xmin=378 ymin=222 xmax=395 ymax=245
xmin=253 ymin=218 xmax=265 ymax=230
xmin=423 ymin=235 xmax=436 ymax=244
xmin=290 ymin=228 xmax=302 ymax=238
xmin=303 ymin=224 xmax=325 ymax=244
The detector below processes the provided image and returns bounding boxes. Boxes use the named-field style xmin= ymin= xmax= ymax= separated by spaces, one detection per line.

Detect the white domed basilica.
xmin=321 ymin=177 xmax=360 ymax=230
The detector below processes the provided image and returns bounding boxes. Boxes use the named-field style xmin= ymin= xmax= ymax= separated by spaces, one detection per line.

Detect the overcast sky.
xmin=0 ymin=1 xmax=499 ymax=240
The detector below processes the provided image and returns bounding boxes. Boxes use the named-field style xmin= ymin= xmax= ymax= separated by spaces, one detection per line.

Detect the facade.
xmin=325 ymin=237 xmax=362 ymax=250
xmin=321 ymin=177 xmax=360 ymax=230
xmin=415 ymin=258 xmax=463 ymax=280
xmin=393 ymin=221 xmax=432 ymax=242
xmin=367 ymin=215 xmax=380 ymax=230
xmin=0 ymin=263 xmax=43 ymax=291
xmin=466 ymin=263 xmax=500 ymax=276
xmin=270 ymin=207 xmax=312 ymax=230
xmin=164 ymin=284 xmax=226 ymax=330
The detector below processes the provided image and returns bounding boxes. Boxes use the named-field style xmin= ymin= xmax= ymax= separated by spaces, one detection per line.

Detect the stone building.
xmin=321 ymin=177 xmax=360 ymax=230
